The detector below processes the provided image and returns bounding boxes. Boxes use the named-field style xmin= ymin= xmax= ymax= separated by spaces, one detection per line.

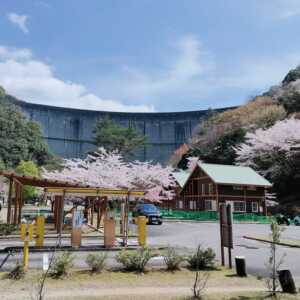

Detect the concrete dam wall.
xmin=16 ymin=100 xmax=229 ymax=163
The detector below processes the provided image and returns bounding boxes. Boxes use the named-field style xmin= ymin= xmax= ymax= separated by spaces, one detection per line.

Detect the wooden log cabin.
xmin=172 ymin=163 xmax=272 ymax=215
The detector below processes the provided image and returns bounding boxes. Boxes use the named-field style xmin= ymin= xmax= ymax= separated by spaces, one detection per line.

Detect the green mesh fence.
xmin=161 ymin=209 xmax=273 ymax=223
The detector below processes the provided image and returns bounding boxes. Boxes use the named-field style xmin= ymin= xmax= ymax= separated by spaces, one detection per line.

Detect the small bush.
xmin=163 ymin=247 xmax=184 ymax=271
xmin=49 ymin=252 xmax=74 ymax=278
xmin=8 ymin=261 xmax=25 ymax=280
xmin=0 ymin=223 xmax=17 ymax=236
xmin=86 ymin=253 xmax=107 ymax=273
xmin=116 ymin=247 xmax=154 ymax=272
xmin=187 ymin=246 xmax=215 ymax=270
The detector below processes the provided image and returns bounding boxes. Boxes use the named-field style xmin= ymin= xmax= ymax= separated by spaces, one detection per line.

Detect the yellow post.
xmin=23 ymin=239 xmax=29 ymax=271
xmin=21 ymin=223 xmax=34 ymax=271
xmin=28 ymin=223 xmax=34 ymax=241
xmin=137 ymin=216 xmax=147 ymax=247
xmin=20 ymin=223 xmax=26 ymax=241
xmin=35 ymin=216 xmax=45 ymax=247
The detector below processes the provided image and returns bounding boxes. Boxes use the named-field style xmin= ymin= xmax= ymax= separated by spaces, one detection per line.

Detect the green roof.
xmin=172 ymin=170 xmax=191 ymax=188
xmin=198 ymin=162 xmax=272 ymax=187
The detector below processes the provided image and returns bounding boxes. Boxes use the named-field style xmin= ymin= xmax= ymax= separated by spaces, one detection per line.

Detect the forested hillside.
xmin=179 ymin=67 xmax=300 ymax=214
xmin=0 ymin=86 xmax=54 ymax=169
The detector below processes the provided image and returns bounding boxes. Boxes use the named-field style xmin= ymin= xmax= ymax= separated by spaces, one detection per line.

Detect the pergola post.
xmin=6 ymin=176 xmax=13 ymax=224
xmin=122 ymin=192 xmax=130 ymax=247
xmin=91 ymin=197 xmax=95 ymax=226
xmin=58 ymin=191 xmax=65 ymax=247
xmin=96 ymin=197 xmax=101 ymax=229
xmin=13 ymin=182 xmax=19 ymax=225
xmin=53 ymin=196 xmax=59 ymax=230
xmin=18 ymin=184 xmax=23 ymax=224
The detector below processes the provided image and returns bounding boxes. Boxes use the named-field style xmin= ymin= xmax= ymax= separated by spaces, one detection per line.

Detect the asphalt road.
xmin=148 ymin=221 xmax=300 ymax=278
xmin=1 ymin=221 xmax=300 ymax=282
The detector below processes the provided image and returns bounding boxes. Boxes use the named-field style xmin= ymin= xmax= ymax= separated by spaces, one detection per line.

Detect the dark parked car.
xmin=276 ymin=214 xmax=291 ymax=225
xmin=133 ymin=204 xmax=163 ymax=225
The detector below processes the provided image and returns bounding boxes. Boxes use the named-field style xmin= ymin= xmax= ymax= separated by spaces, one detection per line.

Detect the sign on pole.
xmin=71 ymin=210 xmax=83 ymax=247
xmin=220 ymin=203 xmax=233 ymax=268
xmin=43 ymin=253 xmax=49 ymax=272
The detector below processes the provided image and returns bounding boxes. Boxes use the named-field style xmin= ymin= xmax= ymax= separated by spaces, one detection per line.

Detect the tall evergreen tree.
xmin=92 ymin=117 xmax=147 ymax=155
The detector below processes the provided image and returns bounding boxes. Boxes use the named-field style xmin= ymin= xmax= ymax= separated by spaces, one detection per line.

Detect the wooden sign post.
xmin=71 ymin=210 xmax=83 ymax=247
xmin=219 ymin=203 xmax=233 ymax=268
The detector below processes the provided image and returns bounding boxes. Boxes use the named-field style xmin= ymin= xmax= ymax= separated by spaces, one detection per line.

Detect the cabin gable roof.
xmin=198 ymin=162 xmax=272 ymax=187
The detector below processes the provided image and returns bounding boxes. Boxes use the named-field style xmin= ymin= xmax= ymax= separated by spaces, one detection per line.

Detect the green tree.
xmin=0 ymin=159 xmax=5 ymax=170
xmin=278 ymin=91 xmax=300 ymax=114
xmin=282 ymin=66 xmax=300 ymax=85
xmin=0 ymin=90 xmax=52 ymax=168
xmin=178 ymin=128 xmax=246 ymax=169
xmin=15 ymin=160 xmax=40 ymax=199
xmin=265 ymin=221 xmax=285 ymax=296
xmin=0 ymin=86 xmax=5 ymax=99
xmin=92 ymin=117 xmax=147 ymax=155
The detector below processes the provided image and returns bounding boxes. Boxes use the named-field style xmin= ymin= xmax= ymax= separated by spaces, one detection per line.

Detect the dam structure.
xmin=16 ymin=99 xmax=230 ymax=163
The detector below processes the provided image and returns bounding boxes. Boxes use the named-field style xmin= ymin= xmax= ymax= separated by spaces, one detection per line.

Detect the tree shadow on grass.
xmin=229 ymin=294 xmax=278 ymax=300
xmin=186 ymin=265 xmax=221 ymax=272
xmin=110 ymin=267 xmax=150 ymax=275
xmin=225 ymin=274 xmax=242 ymax=278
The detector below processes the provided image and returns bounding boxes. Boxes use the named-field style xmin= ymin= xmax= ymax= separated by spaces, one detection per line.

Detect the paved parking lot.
xmin=1 ymin=221 xmax=299 ymax=282
xmin=148 ymin=221 xmax=300 ymax=278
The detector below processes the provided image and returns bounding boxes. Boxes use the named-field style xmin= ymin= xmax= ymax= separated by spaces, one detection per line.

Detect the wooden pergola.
xmin=0 ymin=170 xmax=91 ymax=226
xmin=0 ymin=171 xmax=145 ymax=238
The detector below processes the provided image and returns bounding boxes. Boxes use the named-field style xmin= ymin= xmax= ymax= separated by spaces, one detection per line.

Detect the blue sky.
xmin=1 ymin=0 xmax=300 ymax=112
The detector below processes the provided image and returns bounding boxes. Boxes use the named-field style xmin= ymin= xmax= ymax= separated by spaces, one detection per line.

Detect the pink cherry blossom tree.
xmin=235 ymin=118 xmax=300 ymax=174
xmin=42 ymin=148 xmax=176 ymax=202
xmin=235 ymin=118 xmax=300 ymax=207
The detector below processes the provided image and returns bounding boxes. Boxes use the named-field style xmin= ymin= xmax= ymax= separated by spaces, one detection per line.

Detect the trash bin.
xmin=235 ymin=256 xmax=247 ymax=277
xmin=278 ymin=270 xmax=297 ymax=294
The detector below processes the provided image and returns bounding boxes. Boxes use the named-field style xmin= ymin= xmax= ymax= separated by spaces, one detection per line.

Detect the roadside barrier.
xmin=160 ymin=210 xmax=273 ymax=224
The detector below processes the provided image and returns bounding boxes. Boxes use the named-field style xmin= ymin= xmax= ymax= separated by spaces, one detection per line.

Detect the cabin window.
xmin=233 ymin=201 xmax=246 ymax=212
xmin=252 ymin=202 xmax=258 ymax=212
xmin=233 ymin=186 xmax=243 ymax=190
xmin=178 ymin=200 xmax=183 ymax=209
xmin=189 ymin=201 xmax=196 ymax=210
xmin=247 ymin=186 xmax=257 ymax=191
xmin=202 ymin=184 xmax=205 ymax=195
xmin=193 ymin=180 xmax=199 ymax=194
xmin=205 ymin=200 xmax=217 ymax=211
xmin=198 ymin=181 xmax=202 ymax=194
xmin=208 ymin=183 xmax=213 ymax=194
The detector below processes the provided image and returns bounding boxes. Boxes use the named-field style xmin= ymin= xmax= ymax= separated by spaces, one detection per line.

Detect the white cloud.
xmin=219 ymin=54 xmax=300 ymax=90
xmin=92 ymin=34 xmax=300 ymax=109
xmin=94 ymin=34 xmax=216 ymax=104
xmin=270 ymin=0 xmax=300 ymax=20
xmin=7 ymin=13 xmax=29 ymax=34
xmin=0 ymin=46 xmax=32 ymax=60
xmin=0 ymin=46 xmax=154 ymax=112
xmin=1 ymin=35 xmax=299 ymax=113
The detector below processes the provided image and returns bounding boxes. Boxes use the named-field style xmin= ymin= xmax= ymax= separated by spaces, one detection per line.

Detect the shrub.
xmin=8 ymin=261 xmax=25 ymax=280
xmin=116 ymin=247 xmax=154 ymax=272
xmin=163 ymin=247 xmax=185 ymax=271
xmin=86 ymin=253 xmax=107 ymax=273
xmin=0 ymin=222 xmax=17 ymax=236
xmin=49 ymin=252 xmax=74 ymax=278
xmin=187 ymin=246 xmax=215 ymax=270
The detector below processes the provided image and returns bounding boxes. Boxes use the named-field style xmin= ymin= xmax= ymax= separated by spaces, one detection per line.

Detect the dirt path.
xmin=2 ymin=285 xmax=266 ymax=300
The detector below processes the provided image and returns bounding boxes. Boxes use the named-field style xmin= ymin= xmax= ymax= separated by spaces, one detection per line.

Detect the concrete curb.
xmin=243 ymin=235 xmax=300 ymax=248
xmin=0 ymin=234 xmax=138 ymax=240
xmin=0 ymin=245 xmax=167 ymax=254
